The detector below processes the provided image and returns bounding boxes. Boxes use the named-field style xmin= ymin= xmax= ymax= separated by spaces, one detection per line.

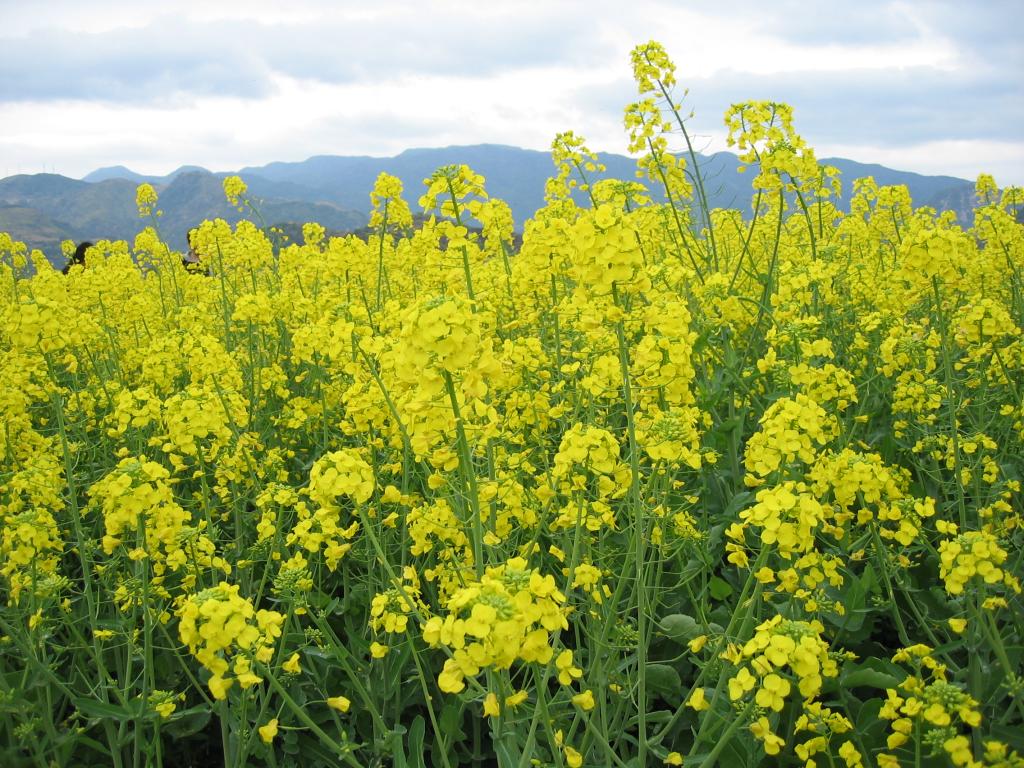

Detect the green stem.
xmin=264 ymin=671 xmax=363 ymax=768
xmin=442 ymin=369 xmax=484 ymax=577
xmin=695 ymin=702 xmax=755 ymax=768
xmin=612 ymin=284 xmax=649 ymax=765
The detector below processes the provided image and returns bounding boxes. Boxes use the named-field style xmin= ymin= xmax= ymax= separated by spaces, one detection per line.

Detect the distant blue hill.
xmin=0 ymin=170 xmax=365 ymax=262
xmin=82 ymin=165 xmax=206 ymax=184
xmin=1 ymin=144 xmax=978 ymax=264
xmin=240 ymin=144 xmax=975 ymax=226
xmin=81 ymin=144 xmax=977 ymax=227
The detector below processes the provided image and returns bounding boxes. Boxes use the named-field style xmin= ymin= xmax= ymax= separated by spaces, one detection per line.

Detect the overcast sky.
xmin=1 ymin=0 xmax=1021 ymax=184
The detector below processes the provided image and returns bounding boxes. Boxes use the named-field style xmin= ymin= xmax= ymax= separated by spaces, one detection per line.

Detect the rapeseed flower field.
xmin=1 ymin=42 xmax=1022 ymax=768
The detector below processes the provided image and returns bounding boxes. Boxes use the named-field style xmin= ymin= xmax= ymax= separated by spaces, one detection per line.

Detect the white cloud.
xmin=0 ymin=0 xmax=1019 ymax=184
xmin=819 ymin=139 xmax=1024 ymax=186
xmin=0 ymin=65 xmax=628 ymax=178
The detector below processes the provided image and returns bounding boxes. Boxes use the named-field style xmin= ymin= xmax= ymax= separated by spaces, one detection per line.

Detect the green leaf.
xmin=644 ymin=663 xmax=682 ymax=698
xmin=307 ymin=591 xmax=341 ymax=612
xmin=73 ymin=697 xmax=143 ymax=721
xmin=407 ymin=715 xmax=427 ymax=768
xmin=718 ymin=730 xmax=752 ymax=766
xmin=723 ymin=491 xmax=754 ymax=516
xmin=162 ymin=707 xmax=212 ymax=739
xmin=438 ymin=699 xmax=466 ymax=751
xmin=841 ymin=659 xmax=906 ymax=690
xmin=642 ymin=709 xmax=674 ymax=724
xmin=859 ymin=564 xmax=878 ymax=595
xmin=282 ymin=728 xmax=301 ymax=755
xmin=659 ymin=614 xmax=702 ymax=644
xmin=493 ymin=739 xmax=521 ymax=768
xmin=709 ymin=576 xmax=733 ymax=601
xmin=391 ymin=728 xmax=408 ymax=768
xmin=854 ymin=697 xmax=887 ymax=745
xmin=679 ymin=558 xmax=705 ymax=581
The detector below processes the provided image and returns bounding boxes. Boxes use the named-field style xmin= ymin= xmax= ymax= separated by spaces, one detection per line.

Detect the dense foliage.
xmin=1 ymin=41 xmax=1023 ymax=768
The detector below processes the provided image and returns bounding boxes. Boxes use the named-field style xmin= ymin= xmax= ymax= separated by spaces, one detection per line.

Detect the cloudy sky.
xmin=1 ymin=0 xmax=1021 ymax=184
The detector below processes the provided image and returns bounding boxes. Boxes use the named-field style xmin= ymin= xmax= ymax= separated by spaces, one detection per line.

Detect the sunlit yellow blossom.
xmin=135 ymin=183 xmax=158 ymax=216
xmin=258 ymin=718 xmax=278 ymax=744
xmin=223 ymin=175 xmax=248 ymax=207
xmin=750 ymin=716 xmax=785 ymax=755
xmin=687 ymin=688 xmax=710 ymax=711
xmin=556 ymin=650 xmax=584 ymax=686
xmin=483 ymin=692 xmax=500 ymax=717
xmin=327 ymin=696 xmax=351 ymax=713
xmin=572 ymin=689 xmax=596 ymax=710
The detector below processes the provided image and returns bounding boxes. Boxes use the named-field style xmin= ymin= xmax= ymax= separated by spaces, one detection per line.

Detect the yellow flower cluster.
xmin=879 ymin=645 xmax=985 ymax=766
xmin=290 ymin=448 xmax=374 ymax=570
xmin=737 ymin=481 xmax=829 ymax=559
xmin=177 ymin=582 xmax=284 ymax=699
xmin=569 ymin=203 xmax=652 ymax=298
xmin=222 ymin=175 xmax=248 ymax=207
xmin=794 ymin=701 xmax=860 ymax=767
xmin=370 ymin=567 xmax=423 ymax=635
xmin=744 ymin=394 xmax=838 ymax=482
xmin=135 ymin=183 xmax=159 ymax=217
xmin=938 ymin=530 xmax=1020 ymax=597
xmin=549 ymin=130 xmax=606 ymax=200
xmin=397 ymin=295 xmax=489 ymax=377
xmin=727 ymin=615 xmax=839 ymax=753
xmin=88 ymin=456 xmax=228 ymax=589
xmin=725 ymin=101 xmax=825 ymax=194
xmin=552 ymin=423 xmax=629 ymax=498
xmin=421 ymin=557 xmax=568 ymax=693
xmin=369 ymin=172 xmax=414 ymax=232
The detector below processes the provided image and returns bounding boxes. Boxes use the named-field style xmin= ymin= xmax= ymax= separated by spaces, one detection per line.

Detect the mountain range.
xmin=0 ymin=144 xmax=978 ymax=265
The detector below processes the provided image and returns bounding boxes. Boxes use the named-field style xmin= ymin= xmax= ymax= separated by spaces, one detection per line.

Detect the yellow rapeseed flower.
xmin=327 ymin=696 xmax=351 ymax=713
xmin=258 ymin=718 xmax=278 ymax=744
xmin=571 ymin=689 xmax=595 ymax=711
